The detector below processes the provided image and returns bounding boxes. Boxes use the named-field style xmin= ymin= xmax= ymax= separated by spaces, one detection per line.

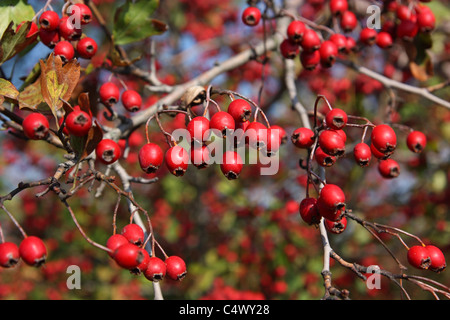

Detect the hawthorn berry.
xmin=165 ymin=145 xmax=189 ymax=177
xmin=266 ymin=127 xmax=283 ymax=155
xmin=291 ymin=127 xmax=315 ymax=149
xmin=407 ymin=245 xmax=431 ymax=270
xmin=359 ymin=28 xmax=378 ymax=46
xmin=319 ymin=40 xmax=338 ymax=68
xmin=144 ymin=257 xmax=166 ymax=281
xmin=187 ymin=116 xmax=210 ymax=143
xmin=39 ymin=11 xmax=60 ymax=31
xmin=378 ymin=159 xmax=400 ymax=179
xmin=39 ymin=29 xmax=60 ymax=48
xmin=54 ymin=40 xmax=75 ymax=63
xmin=113 ymin=243 xmax=144 ymax=270
xmin=165 ymin=256 xmax=187 ymax=281
xmin=122 ymin=90 xmax=142 ymax=112
xmin=317 ymin=184 xmax=346 ymax=221
xmin=406 ymin=131 xmax=427 ymax=153
xmin=95 ymin=139 xmax=122 ymax=164
xmin=396 ymin=5 xmax=412 ymax=21
xmin=270 ymin=125 xmax=287 ymax=145
xmin=417 ymin=7 xmax=435 ymax=33
xmin=325 ymin=108 xmax=347 ymax=130
xmin=370 ymin=143 xmax=392 ymax=160
xmin=16 ymin=21 xmax=39 ymax=39
xmin=315 ymin=146 xmax=337 ymax=167
xmin=77 ymin=37 xmax=98 ymax=59
xmin=340 ymin=11 xmax=358 ymax=33
xmin=245 ymin=121 xmax=268 ymax=150
xmin=371 ymin=124 xmax=397 ymax=154
xmin=396 ymin=19 xmax=419 ymax=40
xmin=329 ymin=0 xmax=348 ymax=16
xmin=209 ymin=111 xmax=235 ymax=138
xmin=329 ymin=33 xmax=347 ymax=53
xmin=228 ymin=99 xmax=252 ymax=123
xmin=318 ymin=129 xmax=346 ymax=157
xmin=286 ymin=20 xmax=306 ymax=43
xmin=242 ymin=7 xmax=261 ymax=26
xmin=190 ymin=144 xmax=211 ymax=169
xmin=376 ymin=32 xmax=393 ymax=49
xmin=68 ymin=3 xmax=93 ymax=25
xmin=300 ymin=50 xmax=320 ymax=70
xmin=19 ymin=236 xmax=47 ymax=267
xmin=325 ymin=216 xmax=348 ymax=234
xmin=65 ymin=107 xmax=92 ymax=137
xmin=106 ymin=234 xmax=129 ymax=258
xmin=131 ymin=248 xmax=150 ymax=275
xmin=353 ymin=142 xmax=372 ymax=167
xmin=138 ymin=143 xmax=164 ymax=174
xmin=0 ymin=242 xmax=20 ymax=268
xmin=300 ymin=29 xmax=321 ymax=52
xmin=221 ymin=151 xmax=244 ymax=180
xmin=99 ymin=82 xmax=121 ymax=106
xmin=299 ymin=198 xmax=321 ymax=225
xmin=425 ymin=245 xmax=447 ymax=273
xmin=121 ymin=224 xmax=145 ymax=246
xmin=22 ymin=113 xmax=50 ymax=140
xmin=280 ymin=39 xmax=300 ymax=59
xmin=58 ymin=16 xmax=82 ymax=41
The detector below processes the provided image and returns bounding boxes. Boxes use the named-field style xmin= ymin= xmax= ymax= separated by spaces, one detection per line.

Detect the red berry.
xmin=22 ymin=113 xmax=49 ymax=140
xmin=300 ymin=50 xmax=320 ymax=70
xmin=65 ymin=107 xmax=92 ymax=137
xmin=425 ymin=245 xmax=447 ymax=273
xmin=319 ymin=40 xmax=338 ymax=68
xmin=318 ymin=129 xmax=346 ymax=157
xmin=245 ymin=121 xmax=268 ymax=150
xmin=209 ymin=111 xmax=235 ymax=138
xmin=300 ymin=29 xmax=321 ymax=52
xmin=406 ymin=131 xmax=427 ymax=153
xmin=317 ymin=184 xmax=346 ymax=221
xmin=165 ymin=145 xmax=189 ymax=177
xmin=242 ymin=7 xmax=261 ymax=26
xmin=121 ymin=224 xmax=145 ymax=246
xmin=266 ymin=127 xmax=283 ymax=155
xmin=330 ymin=0 xmax=348 ymax=16
xmin=359 ymin=28 xmax=378 ymax=46
xmin=19 ymin=236 xmax=47 ymax=267
xmin=417 ymin=8 xmax=435 ymax=32
xmin=16 ymin=21 xmax=39 ymax=39
xmin=190 ymin=144 xmax=211 ymax=169
xmin=121 ymin=90 xmax=142 ymax=112
xmin=68 ymin=3 xmax=93 ymax=25
xmin=396 ymin=19 xmax=418 ymax=40
xmin=287 ymin=20 xmax=306 ymax=43
xmin=187 ymin=116 xmax=210 ymax=143
xmin=345 ymin=36 xmax=357 ymax=53
xmin=325 ymin=216 xmax=348 ymax=234
xmin=138 ymin=143 xmax=164 ymax=173
xmin=291 ymin=127 xmax=315 ymax=149
xmin=144 ymin=257 xmax=166 ymax=281
xmin=54 ymin=40 xmax=75 ymax=62
xmin=299 ymin=198 xmax=321 ymax=225
xmin=58 ymin=16 xmax=82 ymax=41
xmin=370 ymin=143 xmax=392 ymax=160
xmin=371 ymin=124 xmax=397 ymax=154
xmin=315 ymin=146 xmax=337 ymax=167
xmin=96 ymin=139 xmax=122 ymax=164
xmin=77 ymin=37 xmax=98 ymax=59
xmin=99 ymin=82 xmax=121 ymax=106
xmin=165 ymin=256 xmax=187 ymax=281
xmin=376 ymin=31 xmax=393 ymax=49
xmin=113 ymin=243 xmax=144 ymax=270
xmin=228 ymin=99 xmax=252 ymax=123
xmin=325 ymin=108 xmax=347 ymax=130
xmin=270 ymin=125 xmax=287 ymax=145
xmin=280 ymin=39 xmax=300 ymax=59
xmin=106 ymin=234 xmax=129 ymax=258
xmin=131 ymin=248 xmax=150 ymax=275
xmin=407 ymin=245 xmax=431 ymax=270
xmin=353 ymin=142 xmax=372 ymax=167
xmin=221 ymin=151 xmax=243 ymax=180
xmin=39 ymin=29 xmax=60 ymax=48
xmin=0 ymin=242 xmax=20 ymax=268
xmin=39 ymin=11 xmax=60 ymax=31
xmin=396 ymin=5 xmax=412 ymax=21
xmin=378 ymin=159 xmax=400 ymax=179
xmin=329 ymin=33 xmax=347 ymax=52
xmin=340 ymin=11 xmax=358 ymax=33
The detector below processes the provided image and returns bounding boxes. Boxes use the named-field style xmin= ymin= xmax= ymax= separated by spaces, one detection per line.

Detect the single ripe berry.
xmin=121 ymin=224 xmax=145 ymax=246
xmin=209 ymin=111 xmax=235 ymax=138
xmin=245 ymin=121 xmax=268 ymax=150
xmin=65 ymin=107 xmax=92 ymax=137
xmin=138 ymin=143 xmax=164 ymax=174
xmin=417 ymin=8 xmax=435 ymax=32
xmin=271 ymin=125 xmax=287 ymax=145
xmin=221 ymin=151 xmax=243 ymax=180
xmin=353 ymin=142 xmax=372 ymax=167
xmin=396 ymin=19 xmax=418 ymax=40
xmin=378 ymin=159 xmax=400 ymax=179
xmin=315 ymin=146 xmax=337 ymax=167
xmin=228 ymin=99 xmax=252 ymax=123
xmin=318 ymin=129 xmax=346 ymax=157
xmin=96 ymin=139 xmax=122 ymax=164
xmin=407 ymin=245 xmax=431 ymax=270
xmin=165 ymin=145 xmax=189 ymax=177
xmin=329 ymin=33 xmax=347 ymax=53
xmin=113 ymin=243 xmax=144 ymax=270
xmin=106 ymin=234 xmax=129 ymax=258
xmin=0 ymin=242 xmax=20 ymax=268
xmin=300 ymin=29 xmax=321 ymax=52
xmin=345 ymin=36 xmax=357 ymax=53
xmin=68 ymin=3 xmax=93 ymax=25
xmin=54 ymin=40 xmax=75 ymax=63
xmin=330 ymin=0 xmax=348 ymax=16
xmin=39 ymin=29 xmax=60 ymax=48
xmin=165 ymin=256 xmax=187 ymax=281
xmin=144 ymin=257 xmax=167 ymax=282
xmin=22 ymin=113 xmax=49 ymax=140
xmin=19 ymin=236 xmax=47 ymax=267
xmin=190 ymin=144 xmax=211 ymax=169
xmin=425 ymin=245 xmax=446 ymax=273
xmin=131 ymin=249 xmax=150 ymax=275
xmin=376 ymin=31 xmax=393 ymax=49
xmin=340 ymin=11 xmax=358 ymax=33
xmin=187 ymin=116 xmax=210 ymax=143
xmin=371 ymin=124 xmax=397 ymax=154
xmin=325 ymin=216 xmax=348 ymax=234
xmin=291 ymin=127 xmax=315 ymax=149
xmin=317 ymin=184 xmax=346 ymax=221
xmin=242 ymin=7 xmax=261 ymax=26
xmin=58 ymin=16 xmax=82 ymax=41
xmin=266 ymin=127 xmax=283 ymax=155
xmin=299 ymin=197 xmax=321 ymax=225
xmin=406 ymin=131 xmax=427 ymax=153
xmin=39 ymin=11 xmax=60 ymax=31
xmin=359 ymin=28 xmax=378 ymax=46
xmin=396 ymin=5 xmax=412 ymax=21
xmin=280 ymin=39 xmax=300 ymax=59
xmin=121 ymin=90 xmax=142 ymax=112
xmin=77 ymin=37 xmax=98 ymax=59
xmin=99 ymin=82 xmax=121 ymax=106
xmin=319 ymin=40 xmax=338 ymax=68
xmin=286 ymin=20 xmax=306 ymax=43
xmin=325 ymin=108 xmax=348 ymax=130
xmin=300 ymin=50 xmax=320 ymax=70
xmin=371 ymin=143 xmax=392 ymax=160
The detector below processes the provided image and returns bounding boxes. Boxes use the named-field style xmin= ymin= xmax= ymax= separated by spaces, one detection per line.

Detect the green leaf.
xmin=112 ymin=0 xmax=167 ymax=46
xmin=0 ymin=21 xmax=37 ymax=66
xmin=0 ymin=0 xmax=35 ymax=39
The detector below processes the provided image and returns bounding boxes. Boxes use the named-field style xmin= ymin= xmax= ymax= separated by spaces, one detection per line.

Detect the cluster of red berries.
xmin=99 ymin=81 xmax=143 ymax=113
xmin=33 ymin=3 xmax=97 ymax=62
xmin=407 ymin=244 xmax=446 ymax=273
xmin=106 ymin=224 xmax=187 ymax=282
xmin=138 ymin=98 xmax=286 ymax=180
xmin=0 ymin=236 xmax=47 ymax=269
